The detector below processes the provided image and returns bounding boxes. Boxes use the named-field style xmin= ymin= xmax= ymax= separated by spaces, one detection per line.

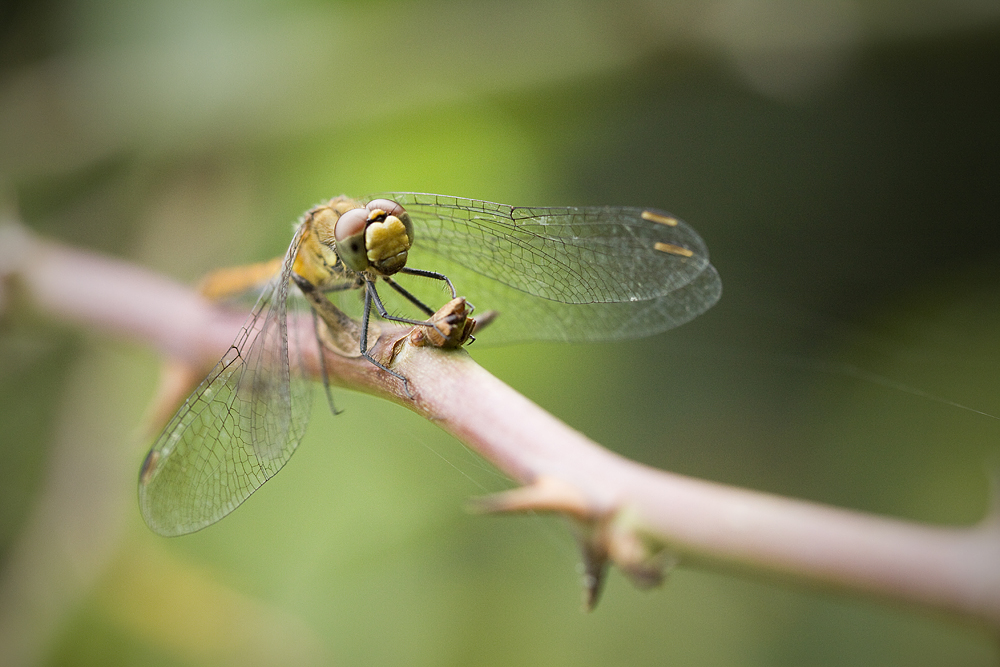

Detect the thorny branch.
xmin=2 ymin=220 xmax=999 ymax=627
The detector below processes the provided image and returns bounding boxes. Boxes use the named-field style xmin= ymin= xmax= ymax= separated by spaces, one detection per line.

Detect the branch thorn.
xmin=467 ymin=476 xmax=592 ymax=519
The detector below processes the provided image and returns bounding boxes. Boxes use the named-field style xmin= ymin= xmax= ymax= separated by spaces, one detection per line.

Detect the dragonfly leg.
xmin=292 ymin=273 xmax=370 ymax=356
xmin=310 ymin=307 xmax=341 ymax=416
xmin=382 ymin=276 xmax=435 ymax=316
xmin=398 ymin=267 xmax=458 ymax=299
xmin=394 ymin=267 xmax=476 ymax=315
xmin=366 ymin=277 xmax=462 ymax=350
xmin=381 ymin=273 xmax=476 ymax=344
xmin=360 ymin=282 xmax=411 ymax=389
xmin=365 ymin=279 xmax=435 ymax=328
xmin=295 ymin=273 xmax=411 ymax=391
xmin=319 ymin=276 xmax=365 ymax=294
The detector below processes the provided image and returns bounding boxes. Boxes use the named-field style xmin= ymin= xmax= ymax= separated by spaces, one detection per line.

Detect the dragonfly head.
xmin=333 ymin=199 xmax=414 ymax=276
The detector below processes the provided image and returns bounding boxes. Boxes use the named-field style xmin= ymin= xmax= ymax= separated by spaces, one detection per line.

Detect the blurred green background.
xmin=2 ymin=0 xmax=999 ymax=665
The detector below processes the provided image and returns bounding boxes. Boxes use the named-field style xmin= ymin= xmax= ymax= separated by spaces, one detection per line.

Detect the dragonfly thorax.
xmin=292 ymin=204 xmax=349 ymax=289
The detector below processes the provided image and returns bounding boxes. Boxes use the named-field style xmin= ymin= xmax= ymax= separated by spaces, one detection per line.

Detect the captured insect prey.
xmin=138 ymin=193 xmax=722 ymax=536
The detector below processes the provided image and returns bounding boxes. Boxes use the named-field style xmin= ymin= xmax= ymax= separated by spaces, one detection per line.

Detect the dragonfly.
xmin=138 ymin=193 xmax=722 ymax=536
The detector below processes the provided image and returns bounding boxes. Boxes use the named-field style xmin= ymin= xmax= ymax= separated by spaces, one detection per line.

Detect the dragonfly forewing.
xmin=363 ymin=193 xmax=721 ymax=344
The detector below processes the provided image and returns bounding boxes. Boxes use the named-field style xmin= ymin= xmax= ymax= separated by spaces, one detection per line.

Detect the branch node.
xmin=606 ymin=508 xmax=677 ymax=590
xmin=570 ymin=506 xmax=677 ymax=609
xmin=470 ymin=479 xmax=677 ymax=608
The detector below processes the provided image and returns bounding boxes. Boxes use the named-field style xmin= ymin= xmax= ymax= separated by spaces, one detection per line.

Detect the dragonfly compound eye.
xmin=333 ymin=207 xmax=372 ymax=272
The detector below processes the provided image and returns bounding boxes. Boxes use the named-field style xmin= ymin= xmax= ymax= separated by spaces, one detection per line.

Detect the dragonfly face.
xmin=331 ymin=198 xmax=415 ymax=276
xmin=138 ymin=193 xmax=722 ymax=536
xmin=292 ymin=197 xmax=417 ymax=287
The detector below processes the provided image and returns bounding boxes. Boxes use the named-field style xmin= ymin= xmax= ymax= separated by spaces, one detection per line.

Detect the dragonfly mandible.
xmin=138 ymin=193 xmax=722 ymax=536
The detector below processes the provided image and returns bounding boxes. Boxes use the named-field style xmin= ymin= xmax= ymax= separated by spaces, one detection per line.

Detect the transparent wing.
xmin=138 ymin=225 xmax=314 ymax=536
xmin=364 ymin=193 xmax=722 ymax=343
